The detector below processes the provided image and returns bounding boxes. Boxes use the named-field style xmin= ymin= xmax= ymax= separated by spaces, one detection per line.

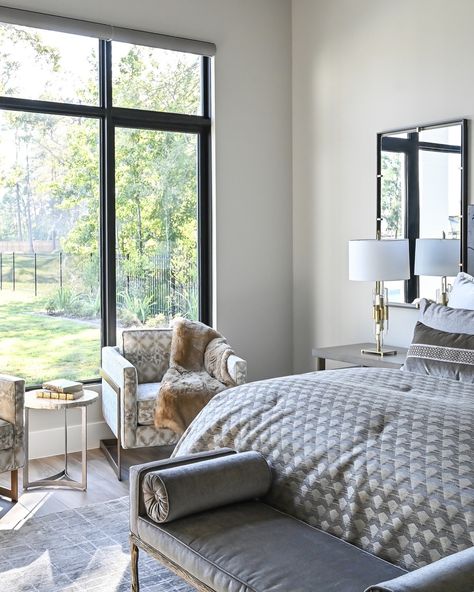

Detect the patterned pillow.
xmin=403 ymin=321 xmax=474 ymax=382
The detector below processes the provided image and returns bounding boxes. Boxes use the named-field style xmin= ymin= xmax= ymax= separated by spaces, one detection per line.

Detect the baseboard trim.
xmin=28 ymin=420 xmax=114 ymax=460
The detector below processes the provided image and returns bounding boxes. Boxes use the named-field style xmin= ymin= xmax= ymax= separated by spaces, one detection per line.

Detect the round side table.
xmin=23 ymin=389 xmax=99 ymax=491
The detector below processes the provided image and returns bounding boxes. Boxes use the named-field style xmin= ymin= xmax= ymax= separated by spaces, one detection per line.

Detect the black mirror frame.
xmin=376 ymin=119 xmax=468 ymax=308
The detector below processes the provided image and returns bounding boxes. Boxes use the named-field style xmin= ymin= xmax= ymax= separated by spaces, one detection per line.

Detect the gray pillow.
xmin=448 ymin=272 xmax=474 ymax=310
xmin=403 ymin=321 xmax=474 ymax=382
xmin=419 ymin=298 xmax=474 ymax=335
xmin=142 ymin=450 xmax=272 ymax=523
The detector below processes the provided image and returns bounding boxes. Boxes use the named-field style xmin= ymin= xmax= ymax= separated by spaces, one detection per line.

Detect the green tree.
xmin=0 ymin=31 xmax=201 ymax=322
xmin=381 ymin=152 xmax=403 ymax=238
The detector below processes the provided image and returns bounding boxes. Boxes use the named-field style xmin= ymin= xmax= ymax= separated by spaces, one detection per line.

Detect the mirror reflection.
xmin=377 ymin=120 xmax=467 ymax=305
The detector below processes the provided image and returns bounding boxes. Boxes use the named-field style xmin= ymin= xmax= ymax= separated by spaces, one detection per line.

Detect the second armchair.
xmin=0 ymin=373 xmax=25 ymax=502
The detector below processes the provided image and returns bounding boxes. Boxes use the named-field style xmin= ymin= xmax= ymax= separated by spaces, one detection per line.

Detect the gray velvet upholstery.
xmin=131 ymin=451 xmax=473 ymax=592
xmin=403 ymin=321 xmax=474 ymax=381
xmin=0 ymin=374 xmax=25 ymax=476
xmin=419 ymin=298 xmax=474 ymax=334
xmin=131 ymin=454 xmax=406 ymax=592
xmin=366 ymin=546 xmax=474 ymax=592
xmin=137 ymin=504 xmax=406 ymax=592
xmin=142 ymin=451 xmax=271 ymax=523
xmin=129 ymin=449 xmax=236 ymax=537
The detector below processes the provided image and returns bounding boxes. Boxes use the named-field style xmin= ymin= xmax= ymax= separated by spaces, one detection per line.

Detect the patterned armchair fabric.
xmin=122 ymin=329 xmax=171 ymax=384
xmin=101 ymin=327 xmax=247 ymax=451
xmin=0 ymin=374 xmax=25 ymax=476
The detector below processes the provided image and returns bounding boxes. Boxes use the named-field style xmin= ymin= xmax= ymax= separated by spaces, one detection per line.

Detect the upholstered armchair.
xmin=101 ymin=328 xmax=247 ymax=479
xmin=0 ymin=374 xmax=25 ymax=502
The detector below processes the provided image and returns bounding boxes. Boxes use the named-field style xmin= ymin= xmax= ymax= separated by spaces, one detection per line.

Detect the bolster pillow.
xmin=143 ymin=450 xmax=272 ymax=523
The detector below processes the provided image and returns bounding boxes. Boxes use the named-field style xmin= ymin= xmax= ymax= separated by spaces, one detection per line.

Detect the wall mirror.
xmin=377 ymin=119 xmax=468 ymax=305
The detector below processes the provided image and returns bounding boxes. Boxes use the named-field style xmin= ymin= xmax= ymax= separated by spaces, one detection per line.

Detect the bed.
xmin=172 ymin=366 xmax=474 ymax=571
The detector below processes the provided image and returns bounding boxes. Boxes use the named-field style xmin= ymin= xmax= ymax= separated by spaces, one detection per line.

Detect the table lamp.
xmin=348 ymin=238 xmax=410 ymax=356
xmin=414 ymin=238 xmax=460 ymax=305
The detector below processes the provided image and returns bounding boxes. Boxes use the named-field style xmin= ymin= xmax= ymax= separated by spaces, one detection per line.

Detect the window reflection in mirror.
xmin=378 ymin=120 xmax=467 ymax=305
xmin=380 ymin=149 xmax=406 ymax=302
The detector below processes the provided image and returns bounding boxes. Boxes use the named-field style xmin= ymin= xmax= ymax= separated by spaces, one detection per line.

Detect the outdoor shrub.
xmin=169 ymin=286 xmax=198 ymax=320
xmin=78 ymin=290 xmax=101 ymax=318
xmin=118 ymin=308 xmax=142 ymax=328
xmin=144 ymin=313 xmax=167 ymax=328
xmin=45 ymin=287 xmax=79 ymax=316
xmin=119 ymin=290 xmax=155 ymax=324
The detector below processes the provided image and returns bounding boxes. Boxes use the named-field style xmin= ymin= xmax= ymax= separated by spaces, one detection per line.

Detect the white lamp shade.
xmin=348 ymin=239 xmax=410 ymax=281
xmin=414 ymin=238 xmax=460 ymax=276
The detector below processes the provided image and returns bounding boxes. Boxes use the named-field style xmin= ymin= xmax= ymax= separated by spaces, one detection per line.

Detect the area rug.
xmin=0 ymin=497 xmax=194 ymax=592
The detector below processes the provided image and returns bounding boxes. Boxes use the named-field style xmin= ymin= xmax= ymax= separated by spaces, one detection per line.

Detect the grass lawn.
xmin=0 ymin=287 xmax=100 ymax=386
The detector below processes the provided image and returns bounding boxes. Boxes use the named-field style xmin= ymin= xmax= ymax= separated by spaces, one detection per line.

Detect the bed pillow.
xmin=448 ymin=272 xmax=474 ymax=310
xmin=419 ymin=298 xmax=474 ymax=335
xmin=403 ymin=321 xmax=474 ymax=382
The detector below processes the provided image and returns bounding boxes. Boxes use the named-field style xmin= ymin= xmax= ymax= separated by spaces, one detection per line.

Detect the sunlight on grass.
xmin=0 ymin=289 xmax=99 ymax=385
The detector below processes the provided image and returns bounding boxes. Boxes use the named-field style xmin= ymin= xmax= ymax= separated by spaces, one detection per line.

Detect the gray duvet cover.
xmin=173 ymin=367 xmax=474 ymax=571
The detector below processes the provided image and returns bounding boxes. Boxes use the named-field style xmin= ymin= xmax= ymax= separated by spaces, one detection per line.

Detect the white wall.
xmin=292 ymin=0 xmax=474 ymax=373
xmin=2 ymin=0 xmax=293 ymax=456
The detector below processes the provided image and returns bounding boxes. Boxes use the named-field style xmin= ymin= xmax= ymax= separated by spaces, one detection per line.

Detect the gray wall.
xmin=2 ymin=0 xmax=293 ymax=456
xmin=292 ymin=0 xmax=474 ymax=373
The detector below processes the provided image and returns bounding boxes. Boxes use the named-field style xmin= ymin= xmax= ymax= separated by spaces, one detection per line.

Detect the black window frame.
xmin=377 ymin=119 xmax=467 ymax=305
xmin=0 ymin=37 xmax=212 ymax=388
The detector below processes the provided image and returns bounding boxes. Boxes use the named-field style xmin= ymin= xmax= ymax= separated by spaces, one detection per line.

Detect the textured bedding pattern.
xmin=173 ymin=367 xmax=474 ymax=571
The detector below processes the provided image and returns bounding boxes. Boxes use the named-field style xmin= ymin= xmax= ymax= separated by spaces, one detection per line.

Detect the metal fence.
xmin=0 ymin=250 xmax=198 ymax=319
xmin=0 ymin=252 xmax=62 ymax=295
xmin=116 ymin=252 xmax=198 ymax=319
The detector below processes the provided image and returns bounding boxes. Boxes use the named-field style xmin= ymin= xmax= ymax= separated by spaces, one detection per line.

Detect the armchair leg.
xmin=100 ymin=438 xmax=122 ymax=481
xmin=0 ymin=469 xmax=19 ymax=502
xmin=10 ymin=469 xmax=18 ymax=502
xmin=131 ymin=539 xmax=140 ymax=592
xmin=99 ymin=368 xmax=123 ymax=481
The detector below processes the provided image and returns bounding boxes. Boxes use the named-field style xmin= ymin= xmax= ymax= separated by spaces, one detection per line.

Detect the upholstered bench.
xmin=129 ymin=449 xmax=474 ymax=592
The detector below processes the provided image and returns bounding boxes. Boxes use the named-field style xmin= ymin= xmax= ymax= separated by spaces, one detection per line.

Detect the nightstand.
xmin=312 ymin=343 xmax=408 ymax=371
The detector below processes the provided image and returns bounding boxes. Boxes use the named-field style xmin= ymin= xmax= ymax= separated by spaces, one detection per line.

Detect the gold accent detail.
xmin=438 ymin=275 xmax=449 ymax=306
xmin=364 ymin=279 xmax=396 ymax=356
xmin=361 ymin=347 xmax=397 ymax=357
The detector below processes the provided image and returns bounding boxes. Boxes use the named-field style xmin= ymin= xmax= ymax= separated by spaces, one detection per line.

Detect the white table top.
xmin=25 ymin=389 xmax=99 ymax=410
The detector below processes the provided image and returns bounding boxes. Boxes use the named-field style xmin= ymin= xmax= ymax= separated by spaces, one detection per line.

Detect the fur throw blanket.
xmin=154 ymin=318 xmax=236 ymax=436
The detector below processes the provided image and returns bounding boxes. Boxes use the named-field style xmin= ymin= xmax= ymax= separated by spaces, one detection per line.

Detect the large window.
xmin=0 ymin=20 xmax=212 ymax=386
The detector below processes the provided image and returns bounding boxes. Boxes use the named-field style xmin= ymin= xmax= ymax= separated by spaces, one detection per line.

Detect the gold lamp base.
xmin=361 ymin=347 xmax=397 ymax=357
xmin=362 ymin=280 xmax=397 ymax=357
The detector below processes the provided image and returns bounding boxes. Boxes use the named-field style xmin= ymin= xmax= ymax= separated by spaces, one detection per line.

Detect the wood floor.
xmin=0 ymin=445 xmax=173 ymax=530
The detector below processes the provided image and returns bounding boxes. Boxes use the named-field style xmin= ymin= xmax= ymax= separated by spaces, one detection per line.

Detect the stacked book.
xmin=36 ymin=379 xmax=84 ymax=400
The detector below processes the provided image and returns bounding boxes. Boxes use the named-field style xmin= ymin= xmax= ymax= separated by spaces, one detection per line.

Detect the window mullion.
xmin=99 ymin=39 xmax=116 ymax=347
xmin=198 ymin=56 xmax=212 ymax=325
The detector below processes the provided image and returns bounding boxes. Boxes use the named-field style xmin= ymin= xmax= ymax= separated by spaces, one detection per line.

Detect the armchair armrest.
xmin=101 ymin=346 xmax=137 ymax=398
xmin=227 ymin=354 xmax=247 ymax=385
xmin=365 ymin=547 xmax=474 ymax=592
xmin=0 ymin=373 xmax=24 ymax=429
xmin=129 ymin=448 xmax=236 ymax=535
xmin=101 ymin=346 xmax=138 ymax=447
